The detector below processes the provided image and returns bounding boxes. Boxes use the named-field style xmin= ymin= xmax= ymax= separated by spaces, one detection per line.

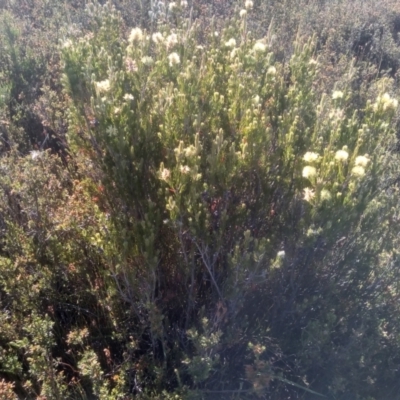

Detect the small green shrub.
xmin=1 ymin=1 xmax=400 ymax=399
xmin=59 ymin=1 xmax=400 ymax=398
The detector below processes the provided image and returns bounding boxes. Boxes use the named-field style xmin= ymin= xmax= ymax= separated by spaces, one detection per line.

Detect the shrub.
xmin=1 ymin=1 xmax=400 ymax=399
xmin=59 ymin=1 xmax=400 ymax=398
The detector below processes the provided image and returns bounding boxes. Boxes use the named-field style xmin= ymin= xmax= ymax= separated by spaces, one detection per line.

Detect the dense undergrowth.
xmin=1 ymin=1 xmax=400 ymax=399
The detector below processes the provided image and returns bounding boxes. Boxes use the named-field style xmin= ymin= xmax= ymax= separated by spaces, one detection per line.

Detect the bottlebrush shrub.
xmin=60 ymin=1 xmax=400 ymax=398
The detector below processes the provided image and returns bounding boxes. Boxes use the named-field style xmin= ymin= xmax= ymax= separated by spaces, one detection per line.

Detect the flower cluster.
xmin=152 ymin=32 xmax=164 ymax=44
xmin=334 ymin=149 xmax=348 ymax=162
xmin=168 ymin=52 xmax=180 ymax=66
xmin=355 ymin=155 xmax=369 ymax=167
xmin=303 ymin=152 xmax=319 ymax=163
xmin=302 ymin=166 xmax=317 ymax=179
xmin=225 ymin=38 xmax=236 ymax=48
xmin=245 ymin=0 xmax=254 ymax=9
xmin=253 ymin=41 xmax=267 ymax=53
xmin=95 ymin=79 xmax=110 ymax=93
xmin=141 ymin=56 xmax=154 ymax=66
xmin=159 ymin=165 xmax=171 ymax=181
xmin=351 ymin=154 xmax=370 ymax=177
xmin=129 ymin=27 xmax=143 ymax=43
xmin=332 ymin=90 xmax=344 ymax=100
xmin=166 ymin=33 xmax=178 ymax=49
xmin=303 ymin=187 xmax=315 ymax=202
xmin=123 ymin=93 xmax=134 ymax=101
xmin=125 ymin=57 xmax=138 ymax=73
xmin=374 ymin=93 xmax=398 ymax=111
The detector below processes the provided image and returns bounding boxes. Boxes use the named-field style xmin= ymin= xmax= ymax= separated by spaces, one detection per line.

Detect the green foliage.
xmin=1 ymin=1 xmax=400 ymax=399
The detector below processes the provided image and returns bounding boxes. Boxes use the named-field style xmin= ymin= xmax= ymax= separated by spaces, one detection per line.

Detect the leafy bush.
xmin=1 ymin=1 xmax=400 ymax=399
xmin=60 ymin=1 xmax=400 ymax=398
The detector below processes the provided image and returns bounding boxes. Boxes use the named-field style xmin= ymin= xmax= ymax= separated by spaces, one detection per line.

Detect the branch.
xmin=194 ymin=240 xmax=224 ymax=301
